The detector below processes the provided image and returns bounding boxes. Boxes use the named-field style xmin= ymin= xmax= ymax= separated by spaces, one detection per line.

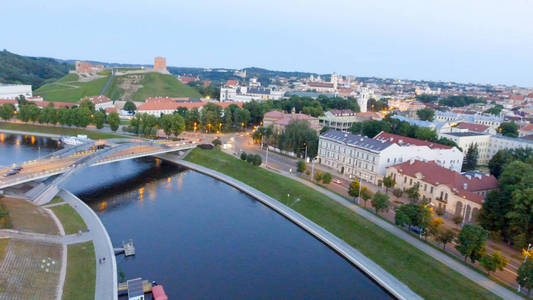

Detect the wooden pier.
xmin=117 ymin=278 xmax=152 ymax=294
xmin=114 ymin=239 xmax=135 ymax=256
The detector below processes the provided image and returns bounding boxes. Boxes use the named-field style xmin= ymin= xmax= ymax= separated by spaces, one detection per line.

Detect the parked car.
xmin=333 ymin=179 xmax=342 ymax=184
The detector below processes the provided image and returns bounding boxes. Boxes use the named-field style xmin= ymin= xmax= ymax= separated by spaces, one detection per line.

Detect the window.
xmin=430 ymin=186 xmax=434 ymax=193
xmin=424 ymin=184 xmax=427 ymax=191
xmin=409 ymin=178 xmax=413 ymax=185
xmin=404 ymin=176 xmax=407 ymax=183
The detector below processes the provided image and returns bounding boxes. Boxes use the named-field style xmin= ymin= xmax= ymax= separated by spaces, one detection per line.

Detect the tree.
xmin=212 ymin=138 xmax=222 ymax=147
xmin=278 ymin=120 xmax=318 ymax=158
xmin=252 ymin=154 xmax=262 ymax=166
xmin=436 ymin=228 xmax=456 ymax=250
xmin=392 ymin=188 xmax=403 ymax=199
xmin=480 ymin=251 xmax=508 ymax=276
xmin=383 ymin=175 xmax=396 ymax=193
xmin=0 ymin=103 xmax=16 ymax=120
xmin=456 ymin=224 xmax=488 ymax=263
xmin=395 ymin=202 xmax=432 ymax=235
xmin=79 ymin=99 xmax=95 ymax=113
xmin=371 ymin=192 xmax=390 ymax=215
xmin=360 ymin=187 xmax=372 ymax=208
xmin=488 ymin=150 xmax=513 ymax=178
xmin=462 ymin=143 xmax=479 ymax=171
xmin=124 ymin=101 xmax=137 ymax=115
xmin=427 ymin=217 xmax=443 ymax=239
xmin=160 ymin=114 xmax=174 ymax=136
xmin=240 ymin=152 xmax=247 ymax=160
xmin=498 ymin=122 xmax=519 ymax=138
xmin=416 ymin=108 xmax=435 ymax=121
xmin=517 ymin=260 xmax=533 ymax=296
xmin=297 ymin=160 xmax=306 ymax=173
xmin=94 ymin=111 xmax=105 ymax=129
xmin=108 ymin=112 xmax=120 ymax=132
xmin=314 ymin=171 xmax=323 ymax=182
xmin=170 ymin=114 xmax=185 ymax=136
xmin=75 ymin=107 xmax=92 ymax=128
xmin=405 ymin=183 xmax=420 ymax=202
xmin=348 ymin=179 xmax=361 ymax=201
xmin=322 ymin=172 xmax=332 ymax=184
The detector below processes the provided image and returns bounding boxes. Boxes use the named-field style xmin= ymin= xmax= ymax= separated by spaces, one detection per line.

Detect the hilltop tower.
xmin=153 ymin=57 xmax=168 ymax=73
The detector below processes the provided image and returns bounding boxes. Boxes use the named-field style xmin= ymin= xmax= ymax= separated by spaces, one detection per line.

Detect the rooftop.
xmin=455 ymin=122 xmax=490 ymax=133
xmin=374 ymin=132 xmax=453 ymax=149
xmin=441 ymin=132 xmax=489 ymax=137
xmin=320 ymin=129 xmax=392 ymax=152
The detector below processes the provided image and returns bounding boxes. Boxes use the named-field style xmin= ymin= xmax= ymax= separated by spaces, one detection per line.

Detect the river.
xmin=1 ymin=133 xmax=392 ymax=299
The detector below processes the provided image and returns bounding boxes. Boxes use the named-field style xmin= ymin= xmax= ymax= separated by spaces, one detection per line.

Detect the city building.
xmin=386 ymin=160 xmax=497 ymax=223
xmin=435 ymin=111 xmax=502 ymax=128
xmin=220 ymin=86 xmax=284 ymax=102
xmin=519 ymin=124 xmax=533 ymax=137
xmin=153 ymin=57 xmax=168 ymax=73
xmin=317 ymin=130 xmax=464 ymax=185
xmin=74 ymin=61 xmax=104 ymax=74
xmin=439 ymin=131 xmax=533 ymax=164
xmin=263 ymin=109 xmax=321 ymax=133
xmin=319 ymin=109 xmax=358 ymax=131
xmin=136 ymin=97 xmax=242 ymax=116
xmin=79 ymin=95 xmax=114 ymax=110
xmin=0 ymin=83 xmax=32 ymax=99
xmin=452 ymin=122 xmax=496 ymax=135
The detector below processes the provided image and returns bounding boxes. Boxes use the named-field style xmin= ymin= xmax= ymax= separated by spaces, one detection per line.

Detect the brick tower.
xmin=153 ymin=57 xmax=168 ymax=73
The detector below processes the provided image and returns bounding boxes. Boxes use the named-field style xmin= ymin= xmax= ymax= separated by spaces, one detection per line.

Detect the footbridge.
xmin=0 ymin=138 xmax=198 ymax=203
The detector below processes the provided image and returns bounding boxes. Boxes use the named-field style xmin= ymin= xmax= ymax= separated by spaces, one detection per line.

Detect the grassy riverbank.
xmin=0 ymin=122 xmax=124 ymax=139
xmin=50 ymin=202 xmax=88 ymax=235
xmin=184 ymin=148 xmax=499 ymax=300
xmin=62 ymin=242 xmax=96 ymax=300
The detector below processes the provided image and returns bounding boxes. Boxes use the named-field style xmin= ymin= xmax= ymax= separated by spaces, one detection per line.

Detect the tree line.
xmin=0 ymin=100 xmax=120 ymax=131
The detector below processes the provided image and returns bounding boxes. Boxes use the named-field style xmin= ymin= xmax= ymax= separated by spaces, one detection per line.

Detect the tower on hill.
xmin=153 ymin=57 xmax=168 ymax=73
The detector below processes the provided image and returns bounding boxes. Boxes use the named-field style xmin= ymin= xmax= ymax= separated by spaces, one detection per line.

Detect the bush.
xmin=297 ymin=160 xmax=306 ymax=173
xmin=453 ymin=215 xmax=463 ymax=225
xmin=305 ymin=170 xmax=311 ymax=176
xmin=252 ymin=154 xmax=262 ymax=166
xmin=392 ymin=188 xmax=403 ymax=198
xmin=240 ymin=152 xmax=247 ymax=160
xmin=314 ymin=171 xmax=323 ymax=182
xmin=212 ymin=138 xmax=222 ymax=147
xmin=322 ymin=172 xmax=332 ymax=184
xmin=246 ymin=154 xmax=254 ymax=164
xmin=198 ymin=144 xmax=214 ymax=150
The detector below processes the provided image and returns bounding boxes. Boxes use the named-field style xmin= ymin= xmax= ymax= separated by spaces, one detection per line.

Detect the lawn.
xmin=34 ymin=73 xmax=108 ymax=102
xmin=106 ymin=72 xmax=201 ymax=101
xmin=0 ymin=122 xmax=124 ymax=139
xmin=0 ymin=197 xmax=59 ymax=235
xmin=50 ymin=203 xmax=88 ymax=235
xmin=184 ymin=148 xmax=500 ymax=300
xmin=62 ymin=242 xmax=96 ymax=300
xmin=46 ymin=196 xmax=65 ymax=206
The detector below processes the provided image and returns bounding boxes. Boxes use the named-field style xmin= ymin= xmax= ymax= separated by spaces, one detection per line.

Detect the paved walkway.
xmin=270 ymin=168 xmax=522 ymax=300
xmin=157 ymin=153 xmax=422 ymax=300
xmin=58 ymin=189 xmax=117 ymax=300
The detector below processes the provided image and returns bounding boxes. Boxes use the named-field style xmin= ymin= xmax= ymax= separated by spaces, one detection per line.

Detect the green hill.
xmin=34 ymin=73 xmax=109 ymax=102
xmin=106 ymin=72 xmax=201 ymax=101
xmin=0 ymin=50 xmax=72 ymax=89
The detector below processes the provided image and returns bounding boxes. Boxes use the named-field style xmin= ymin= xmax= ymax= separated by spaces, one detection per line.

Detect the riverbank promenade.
xmin=157 ymin=153 xmax=422 ymax=300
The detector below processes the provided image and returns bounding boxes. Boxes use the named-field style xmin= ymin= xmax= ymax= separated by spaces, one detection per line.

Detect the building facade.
xmin=318 ymin=130 xmax=464 ymax=185
xmin=386 ymin=160 xmax=497 ymax=223
xmin=0 ymin=84 xmax=32 ymax=99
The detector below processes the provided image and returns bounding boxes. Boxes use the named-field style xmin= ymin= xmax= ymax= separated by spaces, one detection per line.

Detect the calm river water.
xmin=1 ymin=133 xmax=392 ymax=299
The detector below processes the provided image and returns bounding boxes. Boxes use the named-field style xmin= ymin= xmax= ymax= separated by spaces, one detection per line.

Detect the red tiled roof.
xmin=374 ymin=132 xmax=452 ymax=149
xmin=0 ymin=99 xmax=17 ymax=105
xmin=264 ymin=110 xmax=285 ymax=118
xmin=509 ymin=94 xmax=525 ymax=101
xmin=308 ymin=82 xmax=334 ymax=88
xmin=105 ymin=107 xmax=117 ymax=113
xmin=521 ymin=124 xmax=533 ymax=131
xmin=80 ymin=95 xmax=112 ymax=105
xmin=226 ymin=80 xmax=239 ymax=87
xmin=455 ymin=122 xmax=490 ymax=133
xmin=329 ymin=109 xmax=355 ymax=116
xmin=179 ymin=76 xmax=198 ymax=84
xmin=390 ymin=160 xmax=498 ymax=204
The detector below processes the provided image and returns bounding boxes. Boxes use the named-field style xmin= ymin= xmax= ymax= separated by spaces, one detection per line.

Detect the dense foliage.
xmin=416 ymin=108 xmax=435 ymax=121
xmin=498 ymin=122 xmax=519 ymax=138
xmin=0 ymin=50 xmax=72 ymax=88
xmin=439 ymin=95 xmax=486 ymax=107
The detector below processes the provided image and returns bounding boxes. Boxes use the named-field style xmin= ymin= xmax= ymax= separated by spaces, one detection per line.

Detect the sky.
xmin=3 ymin=0 xmax=533 ymax=87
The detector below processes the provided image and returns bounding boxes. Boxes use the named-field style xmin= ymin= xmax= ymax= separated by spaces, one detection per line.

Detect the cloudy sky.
xmin=4 ymin=0 xmax=533 ymax=86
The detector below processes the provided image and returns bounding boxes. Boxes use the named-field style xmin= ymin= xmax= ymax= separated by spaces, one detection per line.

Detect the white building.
xmin=438 ymin=131 xmax=533 ymax=164
xmin=318 ymin=130 xmax=464 ymax=185
xmin=319 ymin=110 xmax=359 ymax=131
xmin=435 ymin=111 xmax=502 ymax=129
xmin=220 ymin=86 xmax=284 ymax=102
xmin=0 ymin=83 xmax=32 ymax=99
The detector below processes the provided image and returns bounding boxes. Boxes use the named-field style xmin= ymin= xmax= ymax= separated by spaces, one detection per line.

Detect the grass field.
xmin=184 ymin=148 xmax=499 ymax=300
xmin=46 ymin=196 xmax=65 ymax=206
xmin=62 ymin=242 xmax=96 ymax=300
xmin=106 ymin=72 xmax=201 ymax=101
xmin=34 ymin=73 xmax=108 ymax=102
xmin=50 ymin=203 xmax=88 ymax=235
xmin=0 ymin=122 xmax=124 ymax=139
xmin=0 ymin=197 xmax=59 ymax=235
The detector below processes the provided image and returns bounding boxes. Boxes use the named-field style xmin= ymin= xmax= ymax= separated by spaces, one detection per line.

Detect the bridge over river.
xmin=0 ymin=138 xmax=197 ymax=204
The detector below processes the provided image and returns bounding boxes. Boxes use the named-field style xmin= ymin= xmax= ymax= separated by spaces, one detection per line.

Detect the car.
xmin=5 ymin=170 xmax=18 ymax=176
xmin=12 ymin=166 xmax=22 ymax=171
xmin=333 ymin=179 xmax=342 ymax=184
